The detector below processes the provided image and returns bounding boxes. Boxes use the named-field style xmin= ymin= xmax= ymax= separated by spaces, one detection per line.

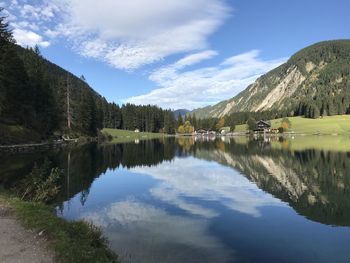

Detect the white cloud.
xmin=174 ymin=50 xmax=218 ymax=69
xmin=11 ymin=20 xmax=39 ymax=31
xmin=4 ymin=1 xmax=58 ymax=48
xmin=6 ymin=0 xmax=230 ymax=69
xmin=13 ymin=28 xmax=50 ymax=47
xmin=33 ymin=0 xmax=230 ymax=70
xmin=149 ymin=50 xmax=218 ymax=84
xmin=126 ymin=50 xmax=287 ymax=109
xmin=19 ymin=3 xmax=58 ymax=21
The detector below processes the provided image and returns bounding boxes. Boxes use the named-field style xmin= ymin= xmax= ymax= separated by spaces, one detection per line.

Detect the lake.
xmin=1 ymin=136 xmax=350 ymax=263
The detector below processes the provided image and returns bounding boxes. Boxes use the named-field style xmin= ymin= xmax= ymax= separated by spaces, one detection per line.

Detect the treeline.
xmin=184 ymin=110 xmax=289 ymax=131
xmin=103 ymin=103 xmax=175 ymax=133
xmin=0 ymin=9 xmax=175 ymax=144
xmin=295 ymin=94 xmax=350 ymax=119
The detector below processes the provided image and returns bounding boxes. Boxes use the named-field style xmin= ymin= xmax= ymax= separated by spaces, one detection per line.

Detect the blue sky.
xmin=2 ymin=0 xmax=350 ymax=110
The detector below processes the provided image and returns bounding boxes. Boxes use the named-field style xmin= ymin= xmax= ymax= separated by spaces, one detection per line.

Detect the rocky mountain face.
xmin=192 ymin=40 xmax=350 ymax=118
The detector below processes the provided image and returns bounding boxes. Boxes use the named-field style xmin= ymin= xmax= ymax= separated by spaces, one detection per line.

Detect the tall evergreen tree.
xmin=0 ymin=8 xmax=15 ymax=116
xmin=164 ymin=110 xmax=176 ymax=134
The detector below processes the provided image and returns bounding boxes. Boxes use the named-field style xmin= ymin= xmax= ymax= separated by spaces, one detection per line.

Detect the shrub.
xmin=13 ymin=159 xmax=62 ymax=203
xmin=247 ymin=117 xmax=256 ymax=131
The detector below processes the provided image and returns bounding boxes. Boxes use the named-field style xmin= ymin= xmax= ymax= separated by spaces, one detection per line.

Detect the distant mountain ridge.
xmin=192 ymin=40 xmax=350 ymax=118
xmin=173 ymin=109 xmax=190 ymax=119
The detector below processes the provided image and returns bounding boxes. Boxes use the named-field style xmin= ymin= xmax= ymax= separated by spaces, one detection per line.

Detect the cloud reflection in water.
xmin=82 ymin=156 xmax=285 ymax=263
xmin=84 ymin=200 xmax=234 ymax=263
xmin=132 ymin=157 xmax=284 ymax=218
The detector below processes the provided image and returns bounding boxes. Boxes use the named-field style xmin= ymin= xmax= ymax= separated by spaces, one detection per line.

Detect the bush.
xmin=247 ymin=117 xmax=256 ymax=131
xmin=278 ymin=127 xmax=284 ymax=133
xmin=281 ymin=117 xmax=291 ymax=130
xmin=13 ymin=159 xmax=62 ymax=203
xmin=98 ymin=131 xmax=113 ymax=142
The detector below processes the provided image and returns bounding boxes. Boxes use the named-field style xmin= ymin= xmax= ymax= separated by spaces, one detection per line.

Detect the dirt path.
xmin=0 ymin=205 xmax=54 ymax=263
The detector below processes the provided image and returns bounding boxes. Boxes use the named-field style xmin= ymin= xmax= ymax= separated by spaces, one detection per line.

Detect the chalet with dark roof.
xmin=254 ymin=120 xmax=271 ymax=132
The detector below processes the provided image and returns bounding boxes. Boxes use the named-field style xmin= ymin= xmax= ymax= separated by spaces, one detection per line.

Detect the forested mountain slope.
xmin=0 ymin=10 xmax=175 ymax=145
xmin=192 ymin=40 xmax=350 ymax=118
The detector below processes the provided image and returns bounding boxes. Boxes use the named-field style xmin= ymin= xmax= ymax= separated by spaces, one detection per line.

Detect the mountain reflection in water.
xmin=1 ymin=137 xmax=350 ymax=263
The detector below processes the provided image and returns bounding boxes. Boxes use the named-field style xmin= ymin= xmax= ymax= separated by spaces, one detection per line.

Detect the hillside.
xmin=234 ymin=115 xmax=350 ymax=135
xmin=0 ymin=42 xmax=114 ymax=144
xmin=192 ymin=40 xmax=350 ymax=118
xmin=0 ymin=11 xmax=176 ymax=145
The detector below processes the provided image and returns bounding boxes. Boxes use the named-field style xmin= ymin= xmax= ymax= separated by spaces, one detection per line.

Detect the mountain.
xmin=0 ymin=43 xmax=115 ymax=144
xmin=192 ymin=40 xmax=350 ymax=119
xmin=173 ymin=109 xmax=190 ymax=119
xmin=0 ymin=13 xmax=176 ymax=145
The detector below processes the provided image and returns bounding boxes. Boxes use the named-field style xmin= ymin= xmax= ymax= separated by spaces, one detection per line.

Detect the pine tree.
xmin=0 ymin=8 xmax=15 ymax=116
xmin=164 ymin=110 xmax=175 ymax=134
xmin=177 ymin=114 xmax=184 ymax=127
xmin=0 ymin=44 xmax=31 ymax=124
xmin=0 ymin=8 xmax=14 ymax=46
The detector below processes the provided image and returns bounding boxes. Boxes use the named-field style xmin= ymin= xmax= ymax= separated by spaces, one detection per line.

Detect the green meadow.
xmin=234 ymin=115 xmax=350 ymax=135
xmin=102 ymin=128 xmax=168 ymax=143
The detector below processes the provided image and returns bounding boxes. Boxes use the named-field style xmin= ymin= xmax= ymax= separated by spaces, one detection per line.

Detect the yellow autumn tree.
xmin=281 ymin=117 xmax=291 ymax=130
xmin=177 ymin=125 xmax=185 ymax=133
xmin=183 ymin=121 xmax=194 ymax=133
xmin=215 ymin=117 xmax=225 ymax=131
xmin=177 ymin=121 xmax=194 ymax=134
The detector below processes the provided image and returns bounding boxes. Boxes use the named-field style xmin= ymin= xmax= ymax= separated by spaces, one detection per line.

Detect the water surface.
xmin=1 ymin=137 xmax=350 ymax=263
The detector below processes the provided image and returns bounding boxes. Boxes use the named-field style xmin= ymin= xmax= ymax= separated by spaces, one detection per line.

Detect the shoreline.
xmin=0 ymin=193 xmax=119 ymax=263
xmin=0 ymin=141 xmax=67 ymax=153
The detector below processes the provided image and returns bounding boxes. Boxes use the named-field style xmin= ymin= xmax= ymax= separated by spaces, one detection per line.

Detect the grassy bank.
xmin=234 ymin=115 xmax=350 ymax=135
xmin=0 ymin=193 xmax=118 ymax=263
xmin=0 ymin=123 xmax=41 ymax=145
xmin=103 ymin=128 xmax=169 ymax=143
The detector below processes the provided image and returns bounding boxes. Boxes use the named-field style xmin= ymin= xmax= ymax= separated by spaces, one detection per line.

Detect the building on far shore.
xmin=194 ymin=129 xmax=207 ymax=135
xmin=194 ymin=129 xmax=218 ymax=136
xmin=254 ymin=120 xmax=271 ymax=132
xmin=220 ymin=127 xmax=230 ymax=135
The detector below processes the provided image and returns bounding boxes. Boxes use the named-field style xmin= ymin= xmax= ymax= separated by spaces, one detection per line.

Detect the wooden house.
xmin=254 ymin=120 xmax=271 ymax=132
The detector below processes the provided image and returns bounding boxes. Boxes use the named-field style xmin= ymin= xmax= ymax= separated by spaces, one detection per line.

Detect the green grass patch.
xmin=233 ymin=124 xmax=248 ymax=132
xmin=0 ymin=123 xmax=41 ymax=145
xmin=0 ymin=194 xmax=118 ymax=263
xmin=103 ymin=128 xmax=169 ymax=143
xmin=234 ymin=115 xmax=350 ymax=135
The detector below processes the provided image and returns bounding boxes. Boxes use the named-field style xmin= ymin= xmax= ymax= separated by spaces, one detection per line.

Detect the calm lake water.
xmin=1 ymin=137 xmax=350 ymax=263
